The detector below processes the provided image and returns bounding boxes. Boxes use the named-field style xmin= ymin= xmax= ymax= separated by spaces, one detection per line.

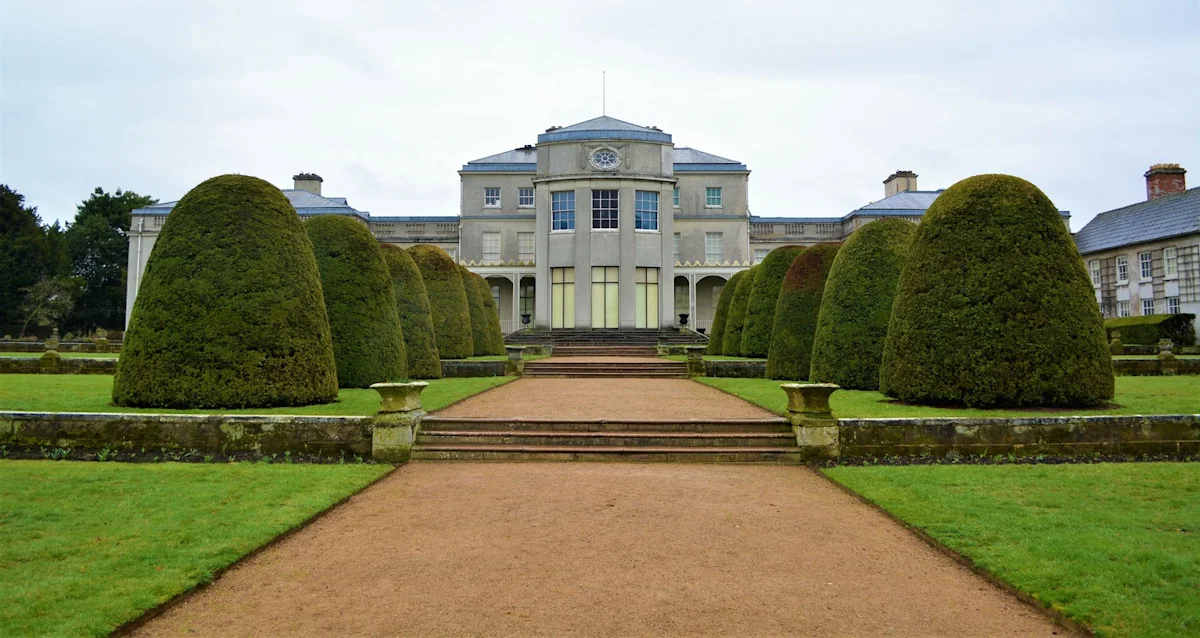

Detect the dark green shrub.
xmin=809 ymin=220 xmax=915 ymax=389
xmin=1103 ymin=314 xmax=1196 ymax=346
xmin=707 ymin=270 xmax=744 ymax=354
xmin=409 ymin=244 xmax=473 ymax=359
xmin=113 ymin=175 xmax=338 ymax=408
xmin=741 ymin=246 xmax=806 ymax=357
xmin=722 ymin=266 xmax=759 ymax=356
xmin=380 ymin=244 xmax=442 ymax=379
xmin=766 ymin=243 xmax=840 ymax=379
xmin=460 ymin=266 xmax=491 ymax=356
xmin=306 ymin=215 xmax=406 ymax=388
xmin=879 ymin=174 xmax=1114 ymax=407
xmin=472 ymin=272 xmax=505 ymax=355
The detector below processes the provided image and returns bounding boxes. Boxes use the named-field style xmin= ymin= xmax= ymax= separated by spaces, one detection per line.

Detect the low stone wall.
xmin=0 ymin=341 xmax=122 ymax=353
xmin=0 ymin=356 xmax=118 ymax=374
xmin=839 ymin=414 xmax=1200 ymax=458
xmin=705 ymin=360 xmax=767 ymax=378
xmin=1112 ymin=358 xmax=1200 ymax=376
xmin=0 ymin=411 xmax=374 ymax=457
xmin=440 ymin=360 xmax=507 ymax=378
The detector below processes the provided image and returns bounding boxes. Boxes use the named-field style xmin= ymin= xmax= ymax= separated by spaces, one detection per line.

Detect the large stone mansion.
xmin=126 ymin=115 xmax=1077 ymax=333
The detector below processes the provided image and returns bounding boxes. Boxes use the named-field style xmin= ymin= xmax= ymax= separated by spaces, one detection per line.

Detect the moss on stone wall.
xmin=810 ymin=220 xmax=915 ymax=390
xmin=307 ymin=215 xmax=406 ymax=388
xmin=879 ymin=174 xmax=1114 ymax=407
xmin=113 ymin=175 xmax=338 ymax=408
xmin=408 ymin=245 xmax=473 ymax=359
xmin=380 ymin=244 xmax=442 ymax=379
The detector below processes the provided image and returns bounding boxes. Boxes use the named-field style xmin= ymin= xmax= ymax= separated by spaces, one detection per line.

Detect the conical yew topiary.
xmin=809 ymin=219 xmax=915 ymax=390
xmin=722 ymin=266 xmax=759 ymax=356
xmin=707 ymin=270 xmax=744 ymax=355
xmin=380 ymin=244 xmax=442 ymax=379
xmin=765 ymin=243 xmax=841 ymax=380
xmin=306 ymin=215 xmax=406 ymax=387
xmin=472 ymin=273 xmax=506 ymax=355
xmin=409 ymin=244 xmax=473 ymax=359
xmin=879 ymin=174 xmax=1113 ymax=407
xmin=113 ymin=174 xmax=338 ymax=408
xmin=741 ymin=246 xmax=806 ymax=358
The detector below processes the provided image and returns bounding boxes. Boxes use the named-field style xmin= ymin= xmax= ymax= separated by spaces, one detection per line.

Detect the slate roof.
xmin=132 ymin=189 xmax=368 ymax=218
xmin=555 ymin=116 xmax=661 ymax=133
xmin=672 ymin=147 xmax=740 ymax=165
xmin=858 ymin=190 xmax=943 ymax=210
xmin=462 ymin=143 xmax=747 ymax=172
xmin=538 ymin=115 xmax=672 ymax=144
xmin=468 ymin=147 xmax=538 ymax=165
xmin=1073 ymin=187 xmax=1200 ymax=254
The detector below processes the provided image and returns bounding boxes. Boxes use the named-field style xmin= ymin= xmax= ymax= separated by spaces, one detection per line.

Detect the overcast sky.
xmin=2 ymin=0 xmax=1198 ymax=230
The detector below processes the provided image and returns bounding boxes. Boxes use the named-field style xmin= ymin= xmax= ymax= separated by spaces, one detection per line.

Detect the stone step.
xmin=417 ymin=430 xmax=797 ymax=447
xmin=523 ymin=364 xmax=685 ymax=371
xmin=411 ymin=444 xmax=802 ymax=464
xmin=421 ymin=417 xmax=792 ymax=433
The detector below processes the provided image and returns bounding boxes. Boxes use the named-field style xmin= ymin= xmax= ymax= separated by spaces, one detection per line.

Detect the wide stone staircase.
xmin=522 ymin=358 xmax=687 ymax=378
xmin=412 ymin=416 xmax=801 ymax=463
xmin=506 ymin=328 xmax=706 ymax=348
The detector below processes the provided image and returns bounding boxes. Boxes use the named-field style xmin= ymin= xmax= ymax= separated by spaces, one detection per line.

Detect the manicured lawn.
xmin=0 ymin=375 xmax=513 ymax=415
xmin=0 ymin=352 xmax=121 ymax=359
xmin=1113 ymin=355 xmax=1200 ymax=359
xmin=662 ymin=354 xmax=765 ymax=362
xmin=0 ymin=461 xmax=392 ymax=637
xmin=823 ymin=463 xmax=1200 ymax=636
xmin=697 ymin=376 xmax=1200 ymax=418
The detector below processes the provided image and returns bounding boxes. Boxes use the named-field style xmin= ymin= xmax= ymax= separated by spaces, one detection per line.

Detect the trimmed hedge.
xmin=707 ymin=270 xmax=744 ymax=354
xmin=461 ymin=266 xmax=490 ymax=356
xmin=306 ymin=215 xmax=406 ymax=388
xmin=879 ymin=174 xmax=1114 ymax=407
xmin=741 ymin=246 xmax=806 ymax=358
xmin=380 ymin=244 xmax=442 ymax=379
xmin=409 ymin=244 xmax=473 ymax=359
xmin=723 ymin=266 xmax=759 ymax=356
xmin=472 ymin=272 xmax=506 ymax=355
xmin=1104 ymin=314 xmax=1196 ymax=346
xmin=113 ymin=175 xmax=338 ymax=408
xmin=766 ymin=243 xmax=841 ymax=380
xmin=809 ymin=220 xmax=915 ymax=390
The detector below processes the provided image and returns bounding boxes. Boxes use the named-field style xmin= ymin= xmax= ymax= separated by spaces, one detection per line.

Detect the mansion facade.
xmin=126 ymin=116 xmax=1050 ymax=333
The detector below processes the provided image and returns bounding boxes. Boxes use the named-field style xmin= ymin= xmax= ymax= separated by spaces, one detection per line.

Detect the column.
xmin=534 ymin=185 xmax=551 ymax=329
xmin=510 ymin=273 xmax=520 ymax=332
xmin=618 ymin=185 xmax=636 ymax=329
xmin=689 ymin=273 xmax=697 ymax=328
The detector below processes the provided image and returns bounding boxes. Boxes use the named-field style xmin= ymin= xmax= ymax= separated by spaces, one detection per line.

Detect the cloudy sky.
xmin=3 ymin=0 xmax=1198 ymax=230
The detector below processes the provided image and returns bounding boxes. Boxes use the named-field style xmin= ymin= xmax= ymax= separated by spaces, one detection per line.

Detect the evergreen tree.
xmin=65 ymin=187 xmax=156 ymax=330
xmin=0 ymin=185 xmax=47 ymax=326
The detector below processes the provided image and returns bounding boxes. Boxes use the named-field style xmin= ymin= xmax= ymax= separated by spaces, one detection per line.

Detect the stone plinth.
xmin=370 ymin=381 xmax=428 ymax=463
xmin=781 ymin=383 xmax=840 ymax=460
xmin=505 ymin=345 xmax=527 ymax=376
xmin=683 ymin=345 xmax=706 ymax=377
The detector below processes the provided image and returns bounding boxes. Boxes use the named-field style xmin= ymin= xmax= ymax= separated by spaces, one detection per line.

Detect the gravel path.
xmin=136 ymin=463 xmax=1061 ymax=637
xmin=433 ymin=378 xmax=777 ymax=420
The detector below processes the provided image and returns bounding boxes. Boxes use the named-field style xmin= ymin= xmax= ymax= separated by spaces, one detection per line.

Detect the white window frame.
xmin=634 ymin=190 xmax=658 ymax=231
xmin=484 ymin=187 xmax=501 ymax=208
xmin=705 ymin=232 xmax=723 ymax=263
xmin=1116 ymin=255 xmax=1129 ymax=284
xmin=1117 ymin=300 xmax=1130 ymax=317
xmin=1142 ymin=298 xmax=1156 ymax=316
xmin=482 ymin=231 xmax=501 ymax=262
xmin=755 ymin=248 xmax=770 ymax=264
xmin=673 ymin=233 xmax=681 ymax=263
xmin=1164 ymin=247 xmax=1178 ymax=278
xmin=518 ymin=187 xmax=534 ymax=208
xmin=1167 ymin=296 xmax=1181 ymax=314
xmin=673 ymin=187 xmax=680 ymax=208
xmin=705 ymin=187 xmax=722 ymax=208
xmin=551 ymin=191 xmax=575 ymax=232
xmin=517 ymin=232 xmax=535 ymax=262
xmin=592 ymin=189 xmax=619 ymax=230
xmin=1089 ymin=260 xmax=1101 ymax=287
xmin=1138 ymin=251 xmax=1153 ymax=280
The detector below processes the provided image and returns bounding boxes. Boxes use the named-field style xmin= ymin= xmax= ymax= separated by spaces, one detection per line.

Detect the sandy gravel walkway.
xmin=136 ymin=463 xmax=1060 ymax=637
xmin=433 ymin=378 xmax=777 ymax=420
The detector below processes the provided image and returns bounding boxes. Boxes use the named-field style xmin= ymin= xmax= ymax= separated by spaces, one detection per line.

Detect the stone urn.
xmin=678 ymin=313 xmax=690 ymax=326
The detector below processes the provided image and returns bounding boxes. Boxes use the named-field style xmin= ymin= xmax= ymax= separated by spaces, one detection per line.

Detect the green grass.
xmin=823 ymin=463 xmax=1200 ymax=636
xmin=662 ymin=354 xmax=765 ymax=362
xmin=1113 ymin=355 xmax=1200 ymax=359
xmin=0 ymin=352 xmax=121 ymax=359
xmin=697 ymin=376 xmax=1200 ymax=417
xmin=0 ymin=375 xmax=513 ymax=415
xmin=0 ymin=461 xmax=391 ymax=637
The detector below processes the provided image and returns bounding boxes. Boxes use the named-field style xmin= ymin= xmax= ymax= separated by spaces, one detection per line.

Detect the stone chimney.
xmin=1145 ymin=164 xmax=1186 ymax=201
xmin=293 ymin=172 xmax=323 ymax=196
xmin=883 ymin=170 xmax=918 ymax=198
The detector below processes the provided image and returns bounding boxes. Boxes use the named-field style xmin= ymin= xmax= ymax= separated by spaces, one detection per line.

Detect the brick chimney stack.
xmin=293 ymin=172 xmax=323 ymax=196
xmin=883 ymin=170 xmax=918 ymax=198
xmin=1145 ymin=164 xmax=1186 ymax=201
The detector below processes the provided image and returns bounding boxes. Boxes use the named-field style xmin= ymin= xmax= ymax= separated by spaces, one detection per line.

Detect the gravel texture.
xmin=136 ymin=463 xmax=1061 ymax=637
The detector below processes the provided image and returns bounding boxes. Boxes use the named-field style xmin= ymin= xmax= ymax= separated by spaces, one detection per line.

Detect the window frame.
xmin=1164 ymin=247 xmax=1178 ymax=278
xmin=1138 ymin=251 xmax=1153 ymax=280
xmin=705 ymin=232 xmax=723 ymax=263
xmin=484 ymin=187 xmax=501 ymax=208
xmin=755 ymin=248 xmax=770 ymax=264
xmin=1167 ymin=296 xmax=1181 ymax=314
xmin=592 ymin=189 xmax=619 ymax=230
xmin=634 ymin=190 xmax=659 ymax=231
xmin=517 ymin=187 xmax=535 ymax=208
xmin=1089 ymin=260 xmax=1101 ymax=287
xmin=1117 ymin=300 xmax=1131 ymax=317
xmin=1116 ymin=255 xmax=1129 ymax=284
xmin=705 ymin=187 xmax=722 ymax=208
xmin=482 ymin=231 xmax=501 ymax=262
xmin=517 ymin=232 xmax=535 ymax=262
xmin=673 ymin=232 xmax=681 ymax=264
xmin=1142 ymin=298 xmax=1156 ymax=316
xmin=673 ymin=187 xmax=680 ymax=208
xmin=551 ymin=191 xmax=575 ymax=232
